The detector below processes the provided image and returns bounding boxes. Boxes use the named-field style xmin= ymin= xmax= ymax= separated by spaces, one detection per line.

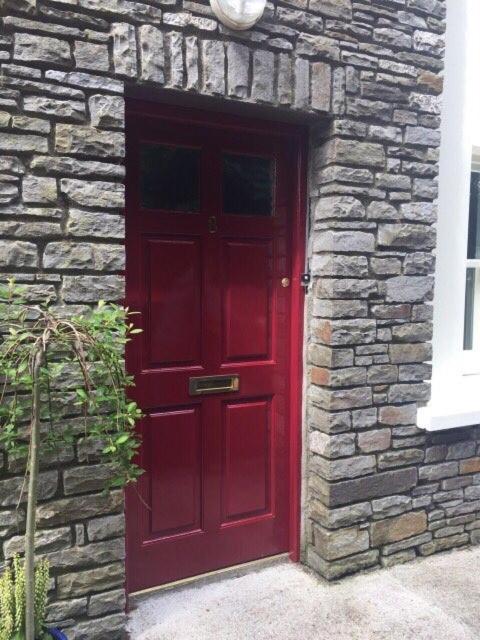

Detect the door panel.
xmin=146 ymin=237 xmax=203 ymax=367
xmin=223 ymin=240 xmax=272 ymax=362
xmin=222 ymin=399 xmax=272 ymax=523
xmin=148 ymin=407 xmax=202 ymax=537
xmin=126 ymin=102 xmax=304 ymax=593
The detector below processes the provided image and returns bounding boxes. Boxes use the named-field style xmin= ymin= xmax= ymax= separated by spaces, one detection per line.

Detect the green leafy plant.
xmin=0 ymin=279 xmax=143 ymax=640
xmin=0 ymin=555 xmax=49 ymax=640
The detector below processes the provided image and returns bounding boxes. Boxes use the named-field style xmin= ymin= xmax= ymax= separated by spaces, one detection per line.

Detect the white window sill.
xmin=418 ymin=375 xmax=480 ymax=431
xmin=418 ymin=405 xmax=480 ymax=431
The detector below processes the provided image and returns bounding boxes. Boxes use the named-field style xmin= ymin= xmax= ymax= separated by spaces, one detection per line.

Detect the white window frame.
xmin=418 ymin=0 xmax=480 ymax=431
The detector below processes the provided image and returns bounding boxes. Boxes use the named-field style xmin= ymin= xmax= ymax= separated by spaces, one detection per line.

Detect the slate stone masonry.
xmin=1 ymin=0 xmax=477 ymax=637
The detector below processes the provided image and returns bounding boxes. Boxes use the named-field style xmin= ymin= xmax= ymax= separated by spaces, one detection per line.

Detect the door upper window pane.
xmin=223 ymin=154 xmax=274 ymax=216
xmin=140 ymin=144 xmax=200 ymax=212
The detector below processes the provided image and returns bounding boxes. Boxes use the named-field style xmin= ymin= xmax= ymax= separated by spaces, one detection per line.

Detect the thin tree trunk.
xmin=25 ymin=348 xmax=43 ymax=640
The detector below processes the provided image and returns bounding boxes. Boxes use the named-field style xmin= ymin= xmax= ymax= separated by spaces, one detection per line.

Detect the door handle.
xmin=189 ymin=374 xmax=239 ymax=396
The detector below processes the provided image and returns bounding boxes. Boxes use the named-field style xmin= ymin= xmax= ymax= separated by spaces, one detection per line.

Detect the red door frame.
xmin=124 ymin=98 xmax=307 ymax=591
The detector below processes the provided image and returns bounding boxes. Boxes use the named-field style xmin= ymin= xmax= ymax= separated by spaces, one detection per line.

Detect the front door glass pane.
xmin=140 ymin=144 xmax=200 ymax=212
xmin=223 ymin=154 xmax=274 ymax=216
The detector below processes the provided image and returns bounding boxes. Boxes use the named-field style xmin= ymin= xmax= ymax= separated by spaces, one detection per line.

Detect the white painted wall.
xmin=431 ymin=0 xmax=480 ymax=408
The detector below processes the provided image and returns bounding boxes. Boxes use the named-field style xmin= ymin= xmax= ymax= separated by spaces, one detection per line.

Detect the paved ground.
xmin=128 ymin=547 xmax=480 ymax=639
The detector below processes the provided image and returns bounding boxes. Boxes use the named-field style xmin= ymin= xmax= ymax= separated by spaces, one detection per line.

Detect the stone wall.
xmin=0 ymin=2 xmax=129 ymax=638
xmin=307 ymin=423 xmax=480 ymax=576
xmin=1 ymin=0 xmax=475 ymax=637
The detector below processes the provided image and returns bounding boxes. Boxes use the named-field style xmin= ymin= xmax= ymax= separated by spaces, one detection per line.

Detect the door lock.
xmin=208 ymin=216 xmax=217 ymax=234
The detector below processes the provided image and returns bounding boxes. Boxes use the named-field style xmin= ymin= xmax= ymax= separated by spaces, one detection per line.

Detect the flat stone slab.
xmin=128 ymin=548 xmax=480 ymax=639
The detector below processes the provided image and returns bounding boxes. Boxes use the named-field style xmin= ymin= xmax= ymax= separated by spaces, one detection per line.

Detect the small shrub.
xmin=0 ymin=555 xmax=50 ymax=640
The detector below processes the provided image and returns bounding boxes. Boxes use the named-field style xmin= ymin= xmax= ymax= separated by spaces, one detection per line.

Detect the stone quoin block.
xmin=55 ymin=124 xmax=125 ymax=158
xmin=89 ymin=95 xmax=125 ymax=129
xmin=60 ymin=179 xmax=125 ymax=208
xmin=313 ymin=525 xmax=370 ymax=561
xmin=310 ymin=500 xmax=372 ymax=529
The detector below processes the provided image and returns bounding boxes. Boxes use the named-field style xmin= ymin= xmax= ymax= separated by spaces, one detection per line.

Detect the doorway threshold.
xmin=129 ymin=553 xmax=291 ymax=604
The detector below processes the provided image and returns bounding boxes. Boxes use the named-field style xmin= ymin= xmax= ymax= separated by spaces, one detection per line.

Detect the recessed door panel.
xmin=126 ymin=102 xmax=304 ymax=592
xmin=222 ymin=399 xmax=272 ymax=523
xmin=146 ymin=237 xmax=202 ymax=368
xmin=149 ymin=407 xmax=202 ymax=537
xmin=223 ymin=240 xmax=272 ymax=362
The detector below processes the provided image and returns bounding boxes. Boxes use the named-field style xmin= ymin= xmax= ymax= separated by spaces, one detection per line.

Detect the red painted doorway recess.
xmin=125 ymin=100 xmax=306 ymax=593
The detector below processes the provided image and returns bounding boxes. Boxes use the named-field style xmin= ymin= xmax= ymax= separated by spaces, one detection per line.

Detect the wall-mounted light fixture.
xmin=209 ymin=0 xmax=267 ymax=30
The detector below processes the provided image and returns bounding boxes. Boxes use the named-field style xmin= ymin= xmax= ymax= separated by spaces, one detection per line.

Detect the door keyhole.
xmin=208 ymin=216 xmax=218 ymax=234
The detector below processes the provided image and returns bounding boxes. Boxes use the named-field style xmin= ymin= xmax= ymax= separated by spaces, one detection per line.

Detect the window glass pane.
xmin=464 ymin=267 xmax=476 ymax=350
xmin=223 ymin=154 xmax=274 ymax=216
xmin=140 ymin=144 xmax=200 ymax=212
xmin=464 ymin=267 xmax=480 ymax=351
xmin=467 ymin=172 xmax=480 ymax=259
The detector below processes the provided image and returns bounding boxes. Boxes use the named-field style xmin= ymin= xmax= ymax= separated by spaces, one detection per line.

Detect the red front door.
xmin=125 ymin=101 xmax=305 ymax=592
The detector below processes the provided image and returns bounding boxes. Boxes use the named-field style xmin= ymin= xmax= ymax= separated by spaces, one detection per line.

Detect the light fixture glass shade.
xmin=209 ymin=0 xmax=267 ymax=30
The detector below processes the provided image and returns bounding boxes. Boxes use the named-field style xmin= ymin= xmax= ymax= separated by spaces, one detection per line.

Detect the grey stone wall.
xmin=2 ymin=0 xmax=476 ymax=637
xmin=0 ymin=2 xmax=128 ymax=638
